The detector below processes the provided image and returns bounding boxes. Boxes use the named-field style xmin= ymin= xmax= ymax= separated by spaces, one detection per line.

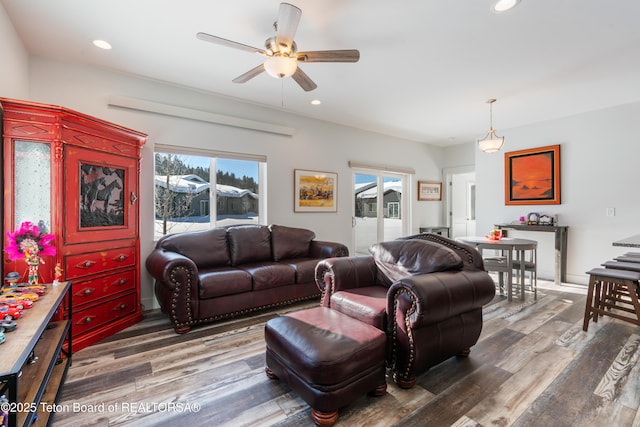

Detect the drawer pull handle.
xmin=74 ymin=288 xmax=95 ymax=297
xmin=117 ymin=255 xmax=126 ymax=262
xmin=76 ymin=260 xmax=96 ymax=269
xmin=115 ymin=303 xmax=127 ymax=311
xmin=112 ymin=278 xmax=127 ymax=286
xmin=77 ymin=316 xmax=94 ymax=325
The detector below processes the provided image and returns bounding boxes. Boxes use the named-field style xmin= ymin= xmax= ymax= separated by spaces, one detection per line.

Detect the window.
xmin=353 ymin=171 xmax=409 ymax=256
xmin=153 ymin=148 xmax=265 ymax=240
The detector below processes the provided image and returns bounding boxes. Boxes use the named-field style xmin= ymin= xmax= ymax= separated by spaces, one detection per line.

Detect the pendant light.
xmin=477 ymin=98 xmax=505 ymax=153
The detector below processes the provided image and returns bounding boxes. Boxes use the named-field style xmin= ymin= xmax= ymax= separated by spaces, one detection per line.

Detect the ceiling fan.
xmin=196 ymin=2 xmax=360 ymax=92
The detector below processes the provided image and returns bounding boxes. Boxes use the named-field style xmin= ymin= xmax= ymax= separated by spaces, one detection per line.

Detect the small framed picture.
xmin=294 ymin=169 xmax=338 ymax=212
xmin=418 ymin=181 xmax=442 ymax=201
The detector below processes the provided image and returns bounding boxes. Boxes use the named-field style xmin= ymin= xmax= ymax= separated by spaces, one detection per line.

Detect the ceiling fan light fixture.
xmin=477 ymin=99 xmax=505 ymax=153
xmin=264 ymin=55 xmax=298 ymax=78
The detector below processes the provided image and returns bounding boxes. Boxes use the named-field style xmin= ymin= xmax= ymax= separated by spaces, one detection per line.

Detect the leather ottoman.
xmin=265 ymin=306 xmax=387 ymax=426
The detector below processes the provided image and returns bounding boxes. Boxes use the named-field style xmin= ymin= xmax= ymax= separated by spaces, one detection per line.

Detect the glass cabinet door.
xmin=4 ymin=140 xmax=53 ymax=282
xmin=13 ymin=140 xmax=52 ymax=231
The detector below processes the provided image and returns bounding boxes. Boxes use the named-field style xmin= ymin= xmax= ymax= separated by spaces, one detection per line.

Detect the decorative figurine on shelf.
xmin=53 ymin=263 xmax=63 ymax=286
xmin=5 ymin=221 xmax=56 ymax=285
xmin=24 ymin=242 xmax=44 ymax=285
xmin=539 ymin=214 xmax=554 ymax=225
xmin=3 ymin=272 xmax=20 ymax=290
xmin=527 ymin=212 xmax=540 ymax=225
xmin=486 ymin=229 xmax=503 ymax=241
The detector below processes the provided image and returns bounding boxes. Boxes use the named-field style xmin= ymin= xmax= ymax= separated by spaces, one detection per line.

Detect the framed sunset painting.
xmin=505 ymin=144 xmax=560 ymax=205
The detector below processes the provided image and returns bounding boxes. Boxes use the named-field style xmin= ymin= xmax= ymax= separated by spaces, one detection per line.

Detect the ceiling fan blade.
xmin=291 ymin=67 xmax=317 ymax=92
xmin=196 ymin=32 xmax=267 ymax=56
xmin=296 ymin=50 xmax=360 ymax=63
xmin=232 ymin=64 xmax=265 ymax=83
xmin=275 ymin=3 xmax=302 ymax=52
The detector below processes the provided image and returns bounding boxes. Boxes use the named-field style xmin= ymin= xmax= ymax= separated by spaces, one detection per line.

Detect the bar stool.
xmin=512 ymin=242 xmax=537 ymax=300
xmin=583 ymin=267 xmax=640 ymax=331
xmin=483 ymin=255 xmax=511 ymax=297
xmin=601 ymin=260 xmax=640 ymax=272
xmin=613 ymin=256 xmax=640 ymax=263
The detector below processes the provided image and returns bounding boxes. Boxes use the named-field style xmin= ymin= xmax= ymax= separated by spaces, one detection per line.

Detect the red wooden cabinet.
xmin=1 ymin=98 xmax=146 ymax=351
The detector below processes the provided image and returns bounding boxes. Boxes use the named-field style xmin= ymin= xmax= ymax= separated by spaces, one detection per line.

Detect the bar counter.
xmin=613 ymin=234 xmax=640 ymax=248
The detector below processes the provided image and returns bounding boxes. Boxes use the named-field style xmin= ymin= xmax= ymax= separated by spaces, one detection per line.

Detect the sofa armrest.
xmin=387 ymin=269 xmax=495 ymax=328
xmin=309 ymin=240 xmax=349 ymax=259
xmin=314 ymin=256 xmax=379 ymax=306
xmin=146 ymin=249 xmax=200 ymax=333
xmin=145 ymin=249 xmax=199 ymax=291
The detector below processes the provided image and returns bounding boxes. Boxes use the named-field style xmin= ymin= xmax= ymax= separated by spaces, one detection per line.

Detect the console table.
xmin=494 ymin=223 xmax=568 ymax=285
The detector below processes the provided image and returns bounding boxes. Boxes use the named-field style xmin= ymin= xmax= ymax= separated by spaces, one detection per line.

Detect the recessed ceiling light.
xmin=491 ymin=0 xmax=520 ymax=13
xmin=93 ymin=39 xmax=112 ymax=50
xmin=311 ymin=100 xmax=321 ymax=106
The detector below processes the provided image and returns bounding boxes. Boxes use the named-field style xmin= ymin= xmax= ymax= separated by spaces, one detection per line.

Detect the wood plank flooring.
xmin=51 ymin=280 xmax=640 ymax=427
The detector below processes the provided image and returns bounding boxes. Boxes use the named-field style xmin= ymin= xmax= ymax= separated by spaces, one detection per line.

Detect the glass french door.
xmin=353 ymin=172 xmax=407 ymax=255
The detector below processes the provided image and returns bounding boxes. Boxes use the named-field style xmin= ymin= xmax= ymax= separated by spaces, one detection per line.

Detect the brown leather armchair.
xmin=314 ymin=233 xmax=495 ymax=388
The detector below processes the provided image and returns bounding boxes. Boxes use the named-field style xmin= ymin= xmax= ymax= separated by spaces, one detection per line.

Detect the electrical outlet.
xmin=606 ymin=207 xmax=615 ymax=217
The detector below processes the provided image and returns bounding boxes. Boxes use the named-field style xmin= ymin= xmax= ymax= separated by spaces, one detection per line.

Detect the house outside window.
xmin=355 ymin=179 xmax=402 ymax=219
xmin=153 ymin=150 xmax=264 ymax=240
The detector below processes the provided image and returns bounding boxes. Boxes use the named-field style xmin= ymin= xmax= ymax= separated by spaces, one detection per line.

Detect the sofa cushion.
xmin=199 ymin=267 xmax=252 ymax=299
xmin=369 ymin=239 xmax=463 ymax=285
xmin=285 ymin=258 xmax=320 ymax=284
xmin=270 ymin=224 xmax=316 ymax=261
xmin=330 ymin=286 xmax=388 ymax=330
xmin=159 ymin=227 xmax=230 ymax=269
xmin=228 ymin=225 xmax=272 ymax=266
xmin=241 ymin=262 xmax=296 ymax=291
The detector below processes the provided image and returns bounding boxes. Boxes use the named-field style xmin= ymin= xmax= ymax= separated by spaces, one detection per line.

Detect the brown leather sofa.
xmin=146 ymin=224 xmax=348 ymax=333
xmin=314 ymin=233 xmax=495 ymax=388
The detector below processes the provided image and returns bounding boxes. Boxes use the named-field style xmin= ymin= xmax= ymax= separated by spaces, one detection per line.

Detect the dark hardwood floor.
xmin=51 ymin=280 xmax=640 ymax=427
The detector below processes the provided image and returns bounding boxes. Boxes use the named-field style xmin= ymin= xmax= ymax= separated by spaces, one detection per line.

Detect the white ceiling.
xmin=3 ymin=0 xmax=640 ymax=146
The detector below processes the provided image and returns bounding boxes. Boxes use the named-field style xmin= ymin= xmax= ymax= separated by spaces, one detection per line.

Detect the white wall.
xmin=475 ymin=102 xmax=640 ymax=284
xmin=0 ymin=4 xmax=29 ymax=98
xmin=444 ymin=142 xmax=475 ymax=171
xmin=24 ymin=56 xmax=447 ymax=309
